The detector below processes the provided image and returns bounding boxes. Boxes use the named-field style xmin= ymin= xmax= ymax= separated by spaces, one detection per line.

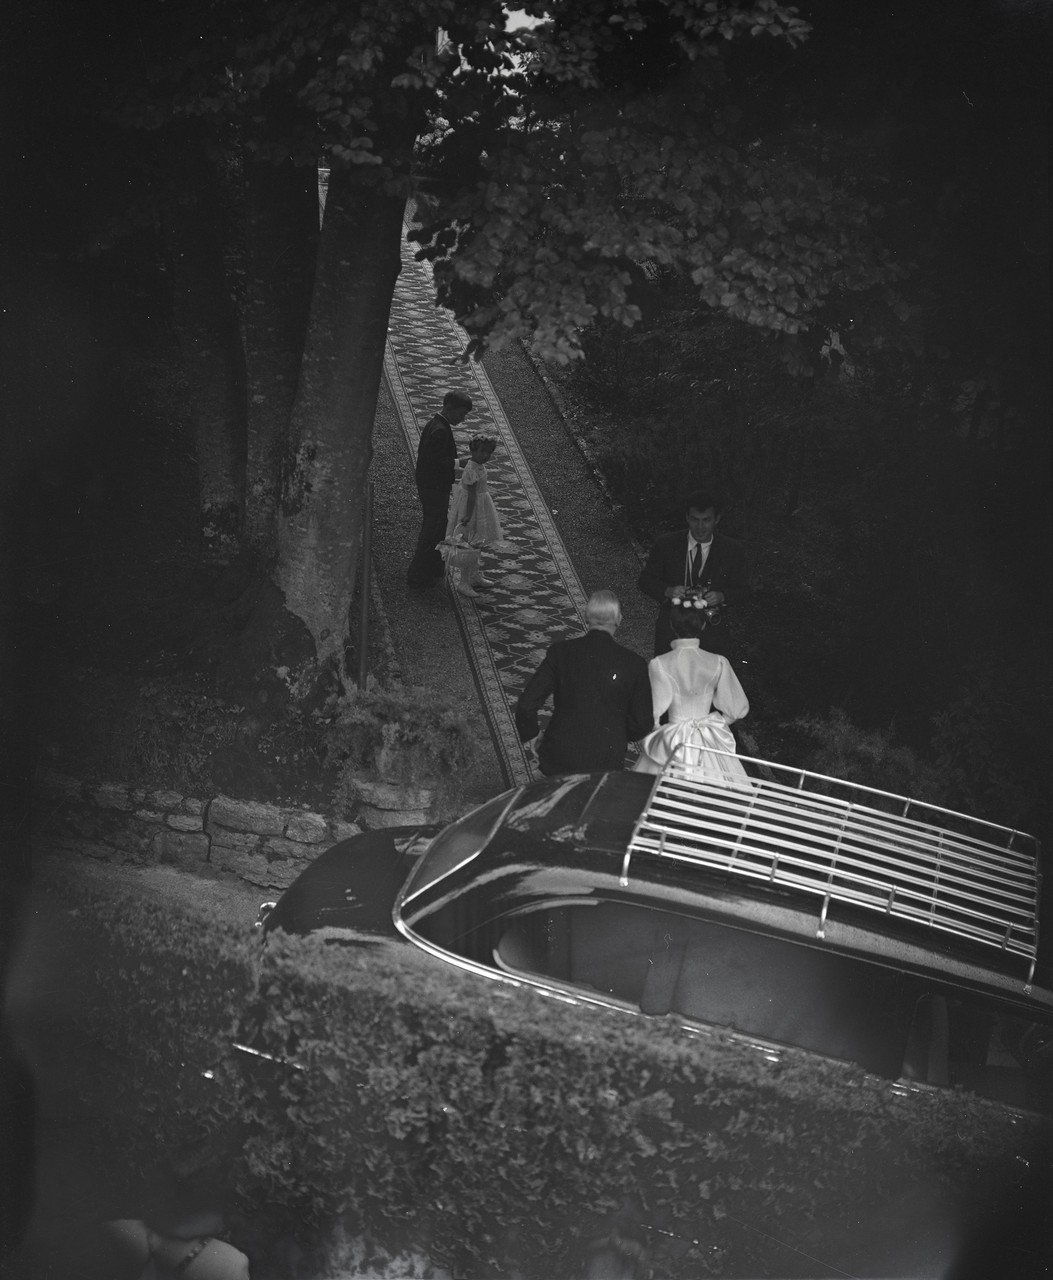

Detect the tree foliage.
xmin=411 ymin=2 xmax=900 ymax=361
xmin=3 ymin=0 xmax=914 ymax=694
xmin=540 ymin=0 xmax=1051 ymax=839
xmin=94 ymin=0 xmax=897 ymax=361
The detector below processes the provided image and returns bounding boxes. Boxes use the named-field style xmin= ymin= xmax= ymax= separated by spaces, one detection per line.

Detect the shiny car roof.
xmin=397 ymin=760 xmax=1045 ymax=997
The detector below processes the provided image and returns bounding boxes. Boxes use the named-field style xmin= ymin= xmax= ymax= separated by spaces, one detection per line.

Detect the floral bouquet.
xmin=669 ymin=586 xmax=723 ymax=623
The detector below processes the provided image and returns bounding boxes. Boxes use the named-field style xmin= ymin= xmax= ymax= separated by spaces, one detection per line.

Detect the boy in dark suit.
xmin=515 ymin=590 xmax=653 ymax=776
xmin=638 ymin=490 xmax=749 ymax=656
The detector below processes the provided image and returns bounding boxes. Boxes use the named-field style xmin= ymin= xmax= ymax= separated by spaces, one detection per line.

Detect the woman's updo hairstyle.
xmin=670 ymin=603 xmax=710 ymax=641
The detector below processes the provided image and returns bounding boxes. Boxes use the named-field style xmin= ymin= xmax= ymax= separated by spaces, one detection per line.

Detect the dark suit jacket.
xmin=514 ymin=629 xmax=654 ymax=776
xmin=415 ymin=413 xmax=457 ymax=492
xmin=638 ymin=530 xmax=749 ymax=655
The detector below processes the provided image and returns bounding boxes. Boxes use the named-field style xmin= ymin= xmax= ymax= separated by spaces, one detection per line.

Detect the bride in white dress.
xmin=633 ymin=603 xmax=750 ymax=783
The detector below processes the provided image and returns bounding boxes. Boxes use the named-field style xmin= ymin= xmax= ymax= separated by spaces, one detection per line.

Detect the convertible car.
xmin=258 ymin=753 xmax=1052 ymax=1115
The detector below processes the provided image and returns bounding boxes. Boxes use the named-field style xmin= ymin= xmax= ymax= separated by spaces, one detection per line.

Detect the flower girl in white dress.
xmin=633 ymin=601 xmax=751 ymax=783
xmin=444 ymin=436 xmax=503 ymax=598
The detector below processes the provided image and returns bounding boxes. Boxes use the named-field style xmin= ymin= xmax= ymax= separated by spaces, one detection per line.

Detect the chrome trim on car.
xmin=623 ymin=770 xmax=665 ymax=885
xmin=629 ymin=753 xmax=1041 ymax=983
xmin=231 ymin=1041 xmax=306 ymax=1071
xmin=393 ymin=913 xmax=641 ymax=1016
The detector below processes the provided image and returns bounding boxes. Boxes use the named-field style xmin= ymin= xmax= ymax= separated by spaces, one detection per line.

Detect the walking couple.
xmin=406 ymin=390 xmax=504 ymax=597
xmin=515 ymin=588 xmax=750 ymax=784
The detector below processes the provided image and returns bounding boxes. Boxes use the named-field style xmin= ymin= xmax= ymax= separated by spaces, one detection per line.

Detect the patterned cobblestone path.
xmin=384 ymin=239 xmax=590 ymax=787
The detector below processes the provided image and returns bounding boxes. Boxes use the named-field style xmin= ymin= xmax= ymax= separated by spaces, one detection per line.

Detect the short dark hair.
xmin=682 ymin=490 xmax=720 ymax=516
xmin=443 ymin=390 xmax=473 ymax=411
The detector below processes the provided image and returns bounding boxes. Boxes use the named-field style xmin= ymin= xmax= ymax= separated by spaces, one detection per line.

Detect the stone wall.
xmin=32 ymin=771 xmax=434 ymax=890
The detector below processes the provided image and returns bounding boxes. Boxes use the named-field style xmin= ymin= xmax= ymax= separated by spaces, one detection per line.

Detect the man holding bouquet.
xmin=637 ymin=490 xmax=750 ymax=657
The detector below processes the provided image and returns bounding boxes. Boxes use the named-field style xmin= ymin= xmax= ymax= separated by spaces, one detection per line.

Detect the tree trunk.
xmin=274 ymin=167 xmax=407 ymax=676
xmin=165 ymin=131 xmax=245 ymax=564
xmin=241 ymin=98 xmax=319 ymax=554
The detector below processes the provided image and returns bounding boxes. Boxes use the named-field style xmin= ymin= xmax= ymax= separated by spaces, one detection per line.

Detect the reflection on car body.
xmin=260 ymin=753 xmax=1052 ymax=1116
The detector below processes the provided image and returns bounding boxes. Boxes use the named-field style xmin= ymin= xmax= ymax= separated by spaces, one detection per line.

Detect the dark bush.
xmin=230 ymin=930 xmax=1053 ymax=1277
xmin=324 ymin=677 xmax=476 ymax=818
xmin=34 ymin=865 xmax=257 ymax=1211
xmin=46 ymin=862 xmax=1052 ymax=1278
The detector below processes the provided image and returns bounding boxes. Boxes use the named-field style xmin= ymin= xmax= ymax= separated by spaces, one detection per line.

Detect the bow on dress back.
xmin=633 ymin=639 xmax=751 ymax=783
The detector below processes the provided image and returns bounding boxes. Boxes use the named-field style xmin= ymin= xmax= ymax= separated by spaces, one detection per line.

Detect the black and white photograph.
xmin=2 ymin=1 xmax=1050 ymax=1276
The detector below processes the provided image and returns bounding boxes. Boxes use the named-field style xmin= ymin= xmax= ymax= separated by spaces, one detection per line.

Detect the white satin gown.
xmin=633 ymin=639 xmax=750 ymax=782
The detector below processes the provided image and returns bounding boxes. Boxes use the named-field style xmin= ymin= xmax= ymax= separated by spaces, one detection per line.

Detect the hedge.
xmin=41 ymin=861 xmax=1052 ymax=1278
xmin=34 ymin=871 xmax=257 ymax=1215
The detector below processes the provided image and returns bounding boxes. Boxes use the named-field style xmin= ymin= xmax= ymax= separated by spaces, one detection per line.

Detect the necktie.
xmin=690 ymin=543 xmax=702 ymax=588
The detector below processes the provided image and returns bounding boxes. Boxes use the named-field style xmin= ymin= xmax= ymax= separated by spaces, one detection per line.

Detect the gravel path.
xmin=369 ymin=374 xmax=506 ymax=805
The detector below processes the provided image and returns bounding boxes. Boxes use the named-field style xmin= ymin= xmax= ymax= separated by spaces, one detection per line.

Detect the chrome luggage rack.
xmin=625 ymin=750 xmax=1041 ymax=985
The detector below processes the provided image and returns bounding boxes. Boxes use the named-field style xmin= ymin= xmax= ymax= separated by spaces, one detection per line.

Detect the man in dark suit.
xmin=406 ymin=390 xmax=473 ymax=587
xmin=638 ymin=490 xmax=749 ymax=656
xmin=515 ymin=590 xmax=654 ymax=776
